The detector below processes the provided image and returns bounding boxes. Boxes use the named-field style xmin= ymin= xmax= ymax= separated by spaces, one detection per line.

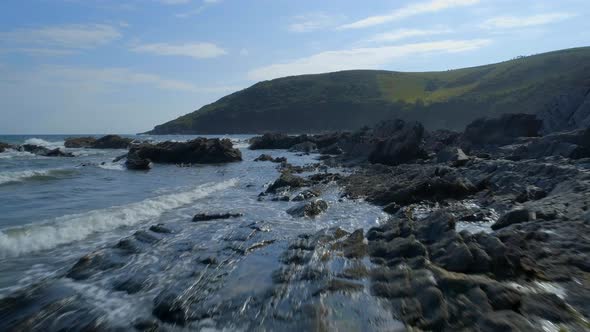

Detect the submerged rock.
xmin=286 ymin=199 xmax=328 ymax=218
xmin=192 ymin=212 xmax=243 ymax=222
xmin=131 ymin=138 xmax=242 ymax=164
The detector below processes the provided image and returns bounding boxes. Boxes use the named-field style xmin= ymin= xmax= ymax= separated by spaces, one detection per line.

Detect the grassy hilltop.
xmin=147 ymin=47 xmax=590 ymax=134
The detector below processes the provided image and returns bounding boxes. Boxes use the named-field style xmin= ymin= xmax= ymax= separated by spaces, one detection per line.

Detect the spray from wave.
xmin=23 ymin=138 xmax=65 ymax=150
xmin=0 ymin=178 xmax=238 ymax=258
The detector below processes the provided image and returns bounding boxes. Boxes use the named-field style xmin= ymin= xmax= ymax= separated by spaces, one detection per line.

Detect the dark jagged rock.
xmin=511 ymin=127 xmax=590 ymax=159
xmin=286 ymin=199 xmax=328 ymax=218
xmin=249 ymin=133 xmax=308 ymax=150
xmin=367 ymin=120 xmax=428 ymax=166
xmin=0 ymin=141 xmax=13 ymax=153
xmin=266 ymin=172 xmax=307 ymax=193
xmin=20 ymin=145 xmax=74 ymax=157
xmin=125 ymin=151 xmax=151 ymax=170
xmin=92 ymin=135 xmax=133 ymax=149
xmin=64 ymin=136 xmax=97 ymax=148
xmin=373 ymin=176 xmax=478 ymax=206
xmin=288 ymin=141 xmax=317 ymax=153
xmin=436 ymin=147 xmax=470 ymax=166
xmin=192 ymin=212 xmax=243 ymax=222
xmin=254 ymin=154 xmax=286 ymax=163
xmin=131 ymin=138 xmax=242 ymax=164
xmin=492 ymin=208 xmax=535 ymax=230
xmin=66 ymin=250 xmax=127 ymax=280
xmin=463 ymin=113 xmax=542 ymax=146
xmin=319 ymin=144 xmax=343 ymax=155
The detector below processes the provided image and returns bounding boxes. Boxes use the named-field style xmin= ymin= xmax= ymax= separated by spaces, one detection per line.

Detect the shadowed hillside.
xmin=147 ymin=47 xmax=590 ymax=134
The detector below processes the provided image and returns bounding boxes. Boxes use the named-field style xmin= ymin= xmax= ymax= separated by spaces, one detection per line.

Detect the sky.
xmin=0 ymin=0 xmax=588 ymax=134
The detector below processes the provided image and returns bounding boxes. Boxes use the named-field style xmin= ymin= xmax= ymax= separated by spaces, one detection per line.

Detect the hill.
xmin=146 ymin=47 xmax=590 ymax=134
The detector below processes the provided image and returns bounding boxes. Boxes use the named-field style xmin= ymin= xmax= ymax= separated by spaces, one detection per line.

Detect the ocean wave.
xmin=0 ymin=178 xmax=238 ymax=258
xmin=0 ymin=168 xmax=73 ymax=185
xmin=97 ymin=162 xmax=125 ymax=171
xmin=0 ymin=149 xmax=36 ymax=159
xmin=23 ymin=138 xmax=65 ymax=149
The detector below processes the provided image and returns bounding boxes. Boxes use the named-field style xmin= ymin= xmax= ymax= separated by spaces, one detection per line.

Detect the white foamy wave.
xmin=0 ymin=168 xmax=70 ymax=185
xmin=23 ymin=138 xmax=65 ymax=150
xmin=0 ymin=149 xmax=36 ymax=159
xmin=98 ymin=162 xmax=124 ymax=171
xmin=0 ymin=178 xmax=238 ymax=258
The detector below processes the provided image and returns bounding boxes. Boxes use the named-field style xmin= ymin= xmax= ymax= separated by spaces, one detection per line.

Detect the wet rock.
xmin=113 ymin=276 xmax=149 ymax=294
xmin=152 ymin=290 xmax=188 ymax=325
xmin=0 ymin=141 xmax=13 ymax=153
xmin=266 ymin=172 xmax=307 ymax=193
xmin=320 ymin=144 xmax=343 ymax=155
xmin=416 ymin=286 xmax=448 ymax=330
xmin=368 ymin=120 xmax=428 ymax=166
xmin=477 ymin=310 xmax=533 ymax=331
xmin=287 ymin=199 xmax=328 ymax=218
xmin=314 ymin=279 xmax=363 ymax=295
xmin=291 ymin=189 xmax=320 ymax=201
xmin=125 ymin=150 xmax=151 ymax=170
xmin=254 ymin=154 xmax=287 ymax=163
xmin=20 ymin=145 xmax=74 ymax=157
xmin=369 ymin=235 xmax=426 ymax=261
xmin=113 ymin=153 xmax=128 ymax=163
xmin=521 ymin=293 xmax=575 ymax=322
xmin=515 ymin=185 xmax=547 ymax=203
xmin=249 ymin=133 xmax=307 ymax=150
xmin=149 ymin=223 xmax=173 ymax=234
xmin=436 ymin=147 xmax=470 ymax=166
xmin=66 ymin=250 xmax=127 ymax=280
xmin=288 ymin=141 xmax=317 ymax=153
xmin=463 ymin=113 xmax=542 ymax=146
xmin=375 ymin=176 xmax=478 ymax=206
xmin=192 ymin=212 xmax=243 ymax=222
xmin=92 ymin=135 xmax=132 ymax=149
xmin=64 ymin=136 xmax=97 ymax=148
xmin=131 ymin=138 xmax=242 ymax=164
xmin=492 ymin=208 xmax=536 ymax=230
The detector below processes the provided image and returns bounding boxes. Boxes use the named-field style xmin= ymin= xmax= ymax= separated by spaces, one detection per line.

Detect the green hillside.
xmin=147 ymin=47 xmax=590 ymax=134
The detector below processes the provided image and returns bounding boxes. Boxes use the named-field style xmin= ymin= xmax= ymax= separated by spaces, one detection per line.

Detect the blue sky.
xmin=0 ymin=0 xmax=588 ymax=134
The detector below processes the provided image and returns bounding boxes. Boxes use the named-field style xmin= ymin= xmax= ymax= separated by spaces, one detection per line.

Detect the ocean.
xmin=0 ymin=134 xmax=389 ymax=330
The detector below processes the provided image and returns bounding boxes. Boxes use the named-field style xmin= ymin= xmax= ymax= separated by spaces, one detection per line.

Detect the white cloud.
xmin=481 ymin=13 xmax=576 ymax=29
xmin=338 ymin=0 xmax=479 ymax=30
xmin=248 ymin=39 xmax=491 ymax=81
xmin=132 ymin=42 xmax=227 ymax=59
xmin=288 ymin=13 xmax=343 ymax=33
xmin=0 ymin=24 xmax=121 ymax=50
xmin=368 ymin=28 xmax=453 ymax=43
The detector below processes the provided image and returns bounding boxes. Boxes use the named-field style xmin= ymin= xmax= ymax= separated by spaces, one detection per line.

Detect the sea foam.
xmin=23 ymin=138 xmax=65 ymax=150
xmin=0 ymin=178 xmax=238 ymax=258
xmin=0 ymin=168 xmax=71 ymax=185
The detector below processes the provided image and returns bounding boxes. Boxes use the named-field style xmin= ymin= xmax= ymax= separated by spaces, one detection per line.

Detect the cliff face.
xmin=146 ymin=47 xmax=590 ymax=134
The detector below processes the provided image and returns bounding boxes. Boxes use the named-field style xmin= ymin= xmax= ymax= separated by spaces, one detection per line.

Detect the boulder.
xmin=436 ymin=147 xmax=470 ymax=166
xmin=463 ymin=113 xmax=542 ymax=146
xmin=266 ymin=172 xmax=307 ymax=193
xmin=288 ymin=141 xmax=317 ymax=153
xmin=131 ymin=138 xmax=242 ymax=164
xmin=254 ymin=154 xmax=286 ymax=163
xmin=368 ymin=120 xmax=428 ymax=166
xmin=492 ymin=208 xmax=536 ymax=230
xmin=192 ymin=212 xmax=243 ymax=222
xmin=64 ymin=136 xmax=97 ymax=148
xmin=286 ymin=199 xmax=328 ymax=218
xmin=320 ymin=144 xmax=343 ymax=155
xmin=125 ymin=151 xmax=151 ymax=170
xmin=92 ymin=135 xmax=132 ymax=149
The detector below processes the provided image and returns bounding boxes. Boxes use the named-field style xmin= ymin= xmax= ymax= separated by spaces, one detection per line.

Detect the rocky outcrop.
xmin=0 ymin=142 xmax=13 ymax=153
xmin=509 ymin=127 xmax=590 ymax=159
xmin=125 ymin=151 xmax=151 ymax=170
xmin=288 ymin=141 xmax=317 ymax=153
xmin=20 ymin=145 xmax=74 ymax=157
xmin=367 ymin=120 xmax=428 ymax=166
xmin=92 ymin=135 xmax=133 ymax=149
xmin=266 ymin=172 xmax=307 ymax=193
xmin=130 ymin=138 xmax=242 ymax=164
xmin=463 ymin=113 xmax=542 ymax=146
xmin=436 ymin=147 xmax=470 ymax=166
xmin=538 ymin=87 xmax=590 ymax=133
xmin=249 ymin=133 xmax=309 ymax=150
xmin=64 ymin=137 xmax=97 ymax=148
xmin=254 ymin=154 xmax=287 ymax=163
xmin=286 ymin=199 xmax=328 ymax=218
